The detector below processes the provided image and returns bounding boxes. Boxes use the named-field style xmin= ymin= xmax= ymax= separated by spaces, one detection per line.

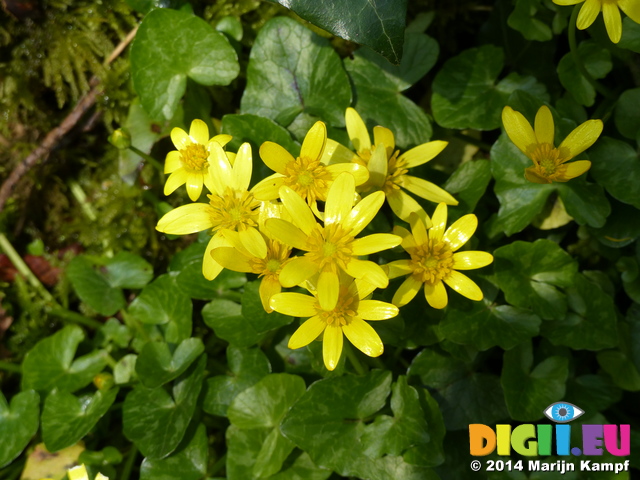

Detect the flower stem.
xmin=128 ymin=146 xmax=164 ymax=173
xmin=48 ymin=306 xmax=103 ymax=329
xmin=0 ymin=360 xmax=21 ymax=373
xmin=345 ymin=343 xmax=368 ymax=375
xmin=568 ymin=5 xmax=615 ymax=99
xmin=69 ymin=180 xmax=97 ymax=222
xmin=120 ymin=445 xmax=138 ymax=480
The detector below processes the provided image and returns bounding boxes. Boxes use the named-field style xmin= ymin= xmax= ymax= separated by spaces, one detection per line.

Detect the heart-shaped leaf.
xmin=136 ymin=338 xmax=205 ymax=388
xmin=0 ymin=390 xmax=40 ymax=468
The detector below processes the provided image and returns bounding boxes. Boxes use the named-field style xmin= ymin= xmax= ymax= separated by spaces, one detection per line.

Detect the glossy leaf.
xmin=0 ymin=391 xmax=39 ymax=468
xmin=558 ymin=41 xmax=612 ymax=107
xmin=241 ymin=281 xmax=292 ymax=334
xmin=136 ymin=338 xmax=205 ymax=388
xmin=66 ymin=256 xmax=125 ymax=316
xmin=589 ymin=137 xmax=640 ymax=210
xmin=103 ymin=251 xmax=153 ymax=289
xmin=201 ymin=299 xmax=263 ymax=348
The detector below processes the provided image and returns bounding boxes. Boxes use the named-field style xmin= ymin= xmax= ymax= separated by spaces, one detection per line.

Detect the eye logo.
xmin=543 ymin=402 xmax=584 ymax=423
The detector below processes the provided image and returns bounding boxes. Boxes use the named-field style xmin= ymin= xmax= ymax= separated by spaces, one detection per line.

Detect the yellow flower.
xmin=387 ymin=204 xmax=493 ymax=309
xmin=164 ymin=119 xmax=232 ymax=201
xmin=553 ymin=0 xmax=640 ymax=43
xmin=39 ymin=464 xmax=108 ymax=480
xmin=340 ymin=108 xmax=458 ymax=222
xmin=156 ymin=142 xmax=261 ymax=280
xmin=252 ymin=121 xmax=369 ymax=208
xmin=502 ymin=105 xmax=603 ymax=184
xmin=265 ymin=172 xmax=401 ymax=292
xmin=270 ymin=275 xmax=398 ymax=371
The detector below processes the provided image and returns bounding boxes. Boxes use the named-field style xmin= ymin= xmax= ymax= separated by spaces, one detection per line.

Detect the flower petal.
xmin=346 ymin=259 xmax=388 ymax=288
xmin=534 ymin=105 xmax=555 ymax=145
xmin=68 ymin=465 xmax=90 ymax=480
xmin=203 ymin=233 xmax=228 ymax=280
xmin=429 ymin=203 xmax=448 ymax=243
xmin=231 ymin=143 xmax=253 ymax=192
xmin=352 ymin=234 xmax=401 ymax=255
xmin=318 ymin=270 xmax=339 ymax=311
xmin=279 ymin=256 xmax=319 ymax=288
xmin=443 ymin=270 xmax=483 ymax=301
xmin=358 ymin=300 xmax=399 ymax=320
xmin=398 ymin=140 xmax=448 ymax=168
xmin=323 ymin=324 xmax=344 ymax=371
xmin=270 ymin=292 xmax=318 ymax=317
xmin=619 ymin=0 xmax=640 ymax=23
xmin=189 ymin=119 xmax=210 ymax=145
xmin=327 ymin=163 xmax=369 ymax=186
xmin=325 ymin=172 xmax=356 ymax=225
xmin=301 ymin=121 xmax=327 ymax=161
xmin=409 ymin=212 xmax=429 ymax=246
xmin=279 ymin=186 xmax=316 ymax=235
xmin=186 ymin=172 xmax=204 ymax=201
xmin=453 ymin=251 xmax=494 ymax=270
xmin=525 ymin=167 xmax=552 ymax=184
xmin=208 ymin=142 xmax=233 ymax=195
xmin=556 ymin=160 xmax=592 ymax=181
xmin=552 ymin=0 xmax=584 ymax=4
xmin=393 ymin=225 xmax=416 ymax=252
xmin=164 ymin=169 xmax=188 ymax=196
xmin=264 ymin=218 xmax=308 ymax=251
xmin=164 ymin=150 xmax=182 ymax=173
xmin=342 ymin=317 xmax=383 ymax=357
xmin=558 ymin=119 xmax=603 ymax=159
xmin=346 ymin=108 xmax=371 ymax=153
xmin=387 ymin=190 xmax=430 ymax=225
xmin=170 ymin=127 xmax=190 ymax=150
xmin=603 ymin=0 xmax=622 ymax=42
xmin=259 ymin=141 xmax=295 ymax=174
xmin=211 ymin=247 xmax=253 ymax=272
xmin=211 ymin=134 xmax=232 ymax=147
xmin=252 ymin=174 xmax=285 ymax=201
xmin=386 ymin=259 xmax=413 ymax=279
xmin=321 ymin=139 xmax=358 ymax=165
xmin=400 ymin=175 xmax=458 ymax=205
xmin=341 ymin=191 xmax=384 ymax=236
xmin=576 ymin=0 xmax=602 ymax=30
xmin=424 ymin=281 xmax=448 ymax=309
xmin=239 ymin=226 xmax=268 ymax=259
xmin=288 ymin=315 xmax=326 ymax=349
xmin=392 ymin=276 xmax=422 ymax=307
xmin=444 ymin=214 xmax=478 ymax=251
xmin=156 ymin=203 xmax=213 ymax=234
xmin=367 ymin=143 xmax=389 ymax=189
xmin=259 ymin=276 xmax=281 ymax=313
xmin=373 ymin=126 xmax=395 ymax=158
xmin=502 ymin=106 xmax=537 ymax=155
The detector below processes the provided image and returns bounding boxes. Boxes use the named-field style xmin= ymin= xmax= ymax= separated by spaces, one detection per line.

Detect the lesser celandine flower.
xmin=553 ymin=0 xmax=640 ymax=43
xmin=163 ymin=119 xmax=232 ymax=201
xmin=265 ymin=173 xmax=401 ymax=293
xmin=387 ymin=203 xmax=493 ymax=309
xmin=156 ymin=142 xmax=261 ymax=280
xmin=502 ymin=105 xmax=603 ymax=184
xmin=270 ymin=275 xmax=398 ymax=371
xmin=342 ymin=108 xmax=458 ymax=222
xmin=253 ymin=121 xmax=368 ymax=209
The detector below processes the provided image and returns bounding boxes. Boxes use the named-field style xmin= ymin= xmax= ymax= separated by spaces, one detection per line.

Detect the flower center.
xmin=410 ymin=238 xmax=454 ymax=284
xmin=248 ymin=240 xmax=291 ymax=278
xmin=305 ymin=224 xmax=354 ymax=272
xmin=207 ymin=187 xmax=261 ymax=233
xmin=382 ymin=151 xmax=407 ymax=194
xmin=283 ymin=156 xmax=333 ymax=205
xmin=529 ymin=143 xmax=570 ymax=178
xmin=180 ymin=143 xmax=209 ymax=172
xmin=354 ymin=148 xmax=372 ymax=167
xmin=318 ymin=287 xmax=358 ymax=326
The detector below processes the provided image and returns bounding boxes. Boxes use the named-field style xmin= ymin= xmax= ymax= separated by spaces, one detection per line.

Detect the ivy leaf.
xmin=202 ymin=299 xmax=263 ymax=348
xmin=589 ymin=137 xmax=640 ymax=210
xmin=22 ymin=325 xmax=107 ymax=394
xmin=270 ymin=0 xmax=407 ymax=65
xmin=558 ymin=41 xmax=612 ymax=107
xmin=131 ymin=8 xmax=239 ymax=120
xmin=136 ymin=338 xmax=205 ymax=388
xmin=42 ymin=388 xmax=119 ymax=452
xmin=501 ymin=342 xmax=568 ymax=421
xmin=0 ymin=391 xmax=40 ymax=468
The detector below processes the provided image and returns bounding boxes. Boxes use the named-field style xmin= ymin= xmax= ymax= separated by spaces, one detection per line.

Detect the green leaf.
xmin=131 ymin=8 xmax=239 ymax=120
xmin=222 ymin=114 xmax=300 ymax=157
xmin=343 ymin=32 xmax=436 ymax=148
xmin=140 ymin=423 xmax=208 ymax=480
xmin=202 ymin=299 xmax=263 ymax=347
xmin=114 ymin=354 xmax=138 ymax=385
xmin=508 ymin=0 xmax=553 ymax=42
xmin=123 ymin=355 xmax=206 ymax=458
xmin=541 ymin=274 xmax=618 ymax=350
xmin=589 ymin=137 xmax=640 ymax=210
xmin=494 ymin=239 xmax=578 ymax=320
xmin=443 ymin=159 xmax=492 ymax=221
xmin=42 ymin=388 xmax=119 ymax=452
xmin=555 ymin=178 xmax=610 ymax=228
xmin=619 ymin=17 xmax=640 ymax=53
xmin=103 ymin=251 xmax=153 ymax=289
xmin=125 ymin=0 xmax=187 ymax=15
xmin=22 ymin=325 xmax=107 ymax=394
xmin=597 ymin=351 xmax=640 ymax=392
xmin=203 ymin=346 xmax=271 ymax=417
xmin=136 ymin=338 xmax=205 ymax=388
xmin=241 ymin=281 xmax=292 ymax=334
xmin=557 ymin=41 xmax=612 ymax=107
xmin=240 ymin=17 xmax=351 ymax=136
xmin=96 ymin=318 xmax=131 ymax=349
xmin=270 ymin=0 xmax=407 ymax=65
xmin=501 ymin=342 xmax=568 ymax=421
xmin=566 ymin=375 xmax=622 ymax=414
xmin=267 ymin=452 xmax=332 ymax=480
xmin=432 ymin=45 xmax=547 ymax=130
xmin=615 ymin=88 xmax=640 ymax=140
xmin=216 ymin=16 xmax=243 ymax=42
xmin=66 ymin=256 xmax=125 ymax=316
xmin=408 ymin=349 xmax=508 ymax=430
xmin=0 ymin=391 xmax=39 ymax=468
xmin=590 ymin=201 xmax=640 ymax=248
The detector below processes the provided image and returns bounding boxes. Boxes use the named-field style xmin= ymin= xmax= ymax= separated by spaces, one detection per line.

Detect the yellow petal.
xmin=259 ymin=141 xmax=295 ymax=174
xmin=367 ymin=143 xmax=389 ymax=189
xmin=318 ymin=270 xmax=339 ymax=311
xmin=325 ymin=173 xmax=356 ymax=225
xmin=231 ymin=143 xmax=253 ymax=192
xmin=346 ymin=107 xmax=371 ymax=153
xmin=239 ymin=227 xmax=267 ymax=259
xmin=357 ymin=300 xmax=398 ymax=320
xmin=186 ymin=172 xmax=204 ymax=201
xmin=189 ymin=119 xmax=210 ymax=145
xmin=211 ymin=134 xmax=232 ymax=147
xmin=354 ymin=277 xmax=377 ymax=299
xmin=323 ymin=324 xmax=344 ymax=371
xmin=164 ymin=150 xmax=182 ymax=173
xmin=453 ymin=251 xmax=494 ymax=270
xmin=252 ymin=174 xmax=285 ymax=201
xmin=68 ymin=465 xmax=90 ymax=480
xmin=156 ymin=203 xmax=213 ymax=234
xmin=525 ymin=167 xmax=552 ymax=184
xmin=392 ymin=225 xmax=416 ymax=252
xmin=327 ymin=163 xmax=369 ymax=186
xmin=260 ymin=276 xmax=281 ymax=313
xmin=443 ymin=270 xmax=483 ymax=301
xmin=301 ymin=121 xmax=327 ymax=161
xmin=288 ymin=315 xmax=326 ymax=349
xmin=342 ymin=317 xmax=383 ymax=357
xmin=373 ymin=126 xmax=395 ymax=158
xmin=211 ymin=247 xmax=253 ymax=272
xmin=264 ymin=218 xmax=308 ymax=251
xmin=387 ymin=190 xmax=430 ymax=225
xmin=343 ymin=191 xmax=385 ymax=236
xmin=208 ymin=142 xmax=232 ymax=195
xmin=203 ymin=233 xmax=227 ymax=280
xmin=170 ymin=127 xmax=190 ymax=150
xmin=346 ymin=259 xmax=388 ymax=288
xmin=444 ymin=214 xmax=478 ymax=251
xmin=398 ymin=140 xmax=448 ymax=168
xmin=279 ymin=186 xmax=316 ymax=235
xmin=164 ymin=168 xmax=188 ymax=195
xmin=556 ymin=160 xmax=592 ymax=181
xmin=429 ymin=203 xmax=448 ymax=243
xmin=558 ymin=119 xmax=603 ymax=160
xmin=501 ymin=106 xmax=537 ymax=155
xmin=270 ymin=292 xmax=318 ymax=317
xmin=553 ymin=0 xmax=584 ymax=4
xmin=619 ymin=0 xmax=640 ymax=23
xmin=409 ymin=212 xmax=429 ymax=246
xmin=534 ymin=105 xmax=555 ymax=145
xmin=576 ymin=0 xmax=602 ymax=29
xmin=424 ymin=281 xmax=448 ymax=309
xmin=392 ymin=275 xmax=422 ymax=307
xmin=604 ymin=1 xmax=622 ymax=42
xmin=321 ymin=139 xmax=358 ymax=165
xmin=386 ymin=259 xmax=413 ymax=279
xmin=400 ymin=175 xmax=458 ymax=205
xmin=352 ymin=234 xmax=402 ymax=255
xmin=279 ymin=256 xmax=319 ymax=288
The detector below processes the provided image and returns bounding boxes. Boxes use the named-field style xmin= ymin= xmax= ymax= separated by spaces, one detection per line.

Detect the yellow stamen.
xmin=317 ymin=286 xmax=358 ymax=326
xmin=305 ymin=224 xmax=354 ymax=272
xmin=208 ymin=188 xmax=260 ymax=233
xmin=180 ymin=143 xmax=209 ymax=172
xmin=382 ymin=151 xmax=408 ymax=194
xmin=410 ymin=238 xmax=454 ymax=284
xmin=528 ymin=143 xmax=571 ymax=180
xmin=248 ymin=240 xmax=291 ymax=277
xmin=283 ymin=156 xmax=333 ymax=205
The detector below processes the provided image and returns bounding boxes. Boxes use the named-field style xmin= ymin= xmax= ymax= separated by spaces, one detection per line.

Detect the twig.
xmin=0 ymin=26 xmax=138 ymax=214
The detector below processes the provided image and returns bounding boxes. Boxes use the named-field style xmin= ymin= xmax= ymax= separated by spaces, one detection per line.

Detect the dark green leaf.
xmin=241 ymin=281 xmax=292 ymax=334
xmin=268 ymin=452 xmax=332 ymax=480
xmin=558 ymin=41 xmax=612 ymax=107
xmin=103 ymin=252 xmax=153 ymax=289
xmin=618 ymin=17 xmax=640 ymax=53
xmin=123 ymin=355 xmax=206 ymax=458
xmin=0 ymin=391 xmax=39 ymax=468
xmin=222 ymin=114 xmax=300 ymax=157
xmin=22 ymin=325 xmax=107 ymax=394
xmin=589 ymin=201 xmax=640 ymax=248
xmin=508 ymin=0 xmax=553 ymax=42
xmin=443 ymin=160 xmax=492 ymax=221
xmin=66 ymin=256 xmax=125 ymax=316
xmin=615 ymin=88 xmax=640 ymax=140
xmin=555 ymin=179 xmax=610 ymax=228
xmin=589 ymin=137 xmax=640 ymax=210
xmin=131 ymin=8 xmax=239 ymax=120
xmin=501 ymin=342 xmax=568 ymax=421
xmin=565 ymin=375 xmax=622 ymax=414
xmin=136 ymin=338 xmax=205 ymax=388
xmin=125 ymin=0 xmax=187 ymax=15
xmin=42 ymin=389 xmax=119 ymax=452
xmin=202 ymin=299 xmax=263 ymax=347
xmin=597 ymin=351 xmax=640 ymax=392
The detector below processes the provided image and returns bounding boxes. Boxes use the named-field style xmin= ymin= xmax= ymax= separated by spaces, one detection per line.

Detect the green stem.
xmin=345 ymin=343 xmax=368 ymax=376
xmin=568 ymin=5 xmax=615 ymax=99
xmin=128 ymin=146 xmax=164 ymax=172
xmin=0 ymin=360 xmax=21 ymax=373
xmin=48 ymin=306 xmax=103 ymax=329
xmin=208 ymin=453 xmax=227 ymax=477
xmin=120 ymin=445 xmax=138 ymax=480
xmin=69 ymin=180 xmax=98 ymax=222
